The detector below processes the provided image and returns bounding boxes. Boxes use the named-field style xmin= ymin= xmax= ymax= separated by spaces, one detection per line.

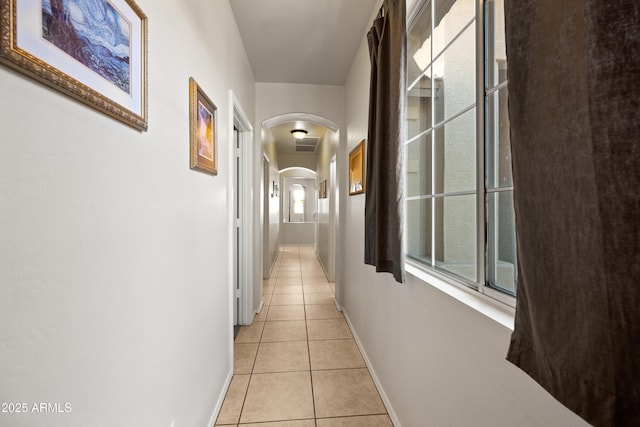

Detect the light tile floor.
xmin=215 ymin=245 xmax=394 ymax=427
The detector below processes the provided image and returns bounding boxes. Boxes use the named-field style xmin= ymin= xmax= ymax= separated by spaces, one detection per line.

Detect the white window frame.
xmin=405 ymin=0 xmax=516 ymax=310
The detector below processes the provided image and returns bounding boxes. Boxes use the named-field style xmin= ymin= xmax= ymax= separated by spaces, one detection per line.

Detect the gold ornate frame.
xmin=349 ymin=140 xmax=366 ymax=195
xmin=0 ymin=0 xmax=148 ymax=131
xmin=189 ymin=77 xmax=217 ymax=175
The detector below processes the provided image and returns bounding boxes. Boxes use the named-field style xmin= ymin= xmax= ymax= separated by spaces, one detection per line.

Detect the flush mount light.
xmin=290 ymin=129 xmax=308 ymax=139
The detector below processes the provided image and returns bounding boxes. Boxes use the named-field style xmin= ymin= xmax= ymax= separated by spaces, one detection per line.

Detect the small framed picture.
xmin=189 ymin=77 xmax=217 ymax=175
xmin=349 ymin=140 xmax=366 ymax=195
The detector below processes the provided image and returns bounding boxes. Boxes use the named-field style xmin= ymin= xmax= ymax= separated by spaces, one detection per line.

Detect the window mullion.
xmin=430 ymin=0 xmax=436 ymax=268
xmin=475 ymin=0 xmax=486 ymax=291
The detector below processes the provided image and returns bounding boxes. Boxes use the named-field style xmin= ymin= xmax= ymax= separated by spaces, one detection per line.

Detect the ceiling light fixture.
xmin=291 ymin=129 xmax=308 ymax=140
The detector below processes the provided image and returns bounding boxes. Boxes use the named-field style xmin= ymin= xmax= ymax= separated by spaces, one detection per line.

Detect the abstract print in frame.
xmin=0 ymin=0 xmax=148 ymax=131
xmin=189 ymin=77 xmax=217 ymax=176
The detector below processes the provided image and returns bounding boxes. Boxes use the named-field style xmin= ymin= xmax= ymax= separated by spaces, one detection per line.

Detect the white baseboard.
xmin=206 ymin=368 xmax=233 ymax=427
xmin=342 ymin=309 xmax=402 ymax=427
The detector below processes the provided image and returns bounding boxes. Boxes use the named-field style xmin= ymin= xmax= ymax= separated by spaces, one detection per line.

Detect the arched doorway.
xmin=260 ymin=115 xmax=340 ymax=287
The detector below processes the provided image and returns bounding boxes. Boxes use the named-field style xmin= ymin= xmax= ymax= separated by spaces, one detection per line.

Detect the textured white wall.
xmin=315 ymin=129 xmax=339 ymax=281
xmin=0 ymin=1 xmax=254 ymax=426
xmin=262 ymin=141 xmax=280 ymax=278
xmin=340 ymin=3 xmax=589 ymax=426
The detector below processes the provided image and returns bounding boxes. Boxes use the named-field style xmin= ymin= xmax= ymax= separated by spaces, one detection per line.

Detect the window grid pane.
xmin=406 ymin=132 xmax=433 ymax=197
xmin=484 ymin=0 xmax=507 ymax=90
xmin=486 ymin=190 xmax=516 ymax=295
xmin=434 ymin=194 xmax=478 ymax=282
xmin=485 ymin=87 xmax=512 ymax=189
xmin=407 ymin=198 xmax=433 ymax=264
xmin=435 ymin=107 xmax=477 ymax=194
xmin=433 ymin=21 xmax=476 ymax=123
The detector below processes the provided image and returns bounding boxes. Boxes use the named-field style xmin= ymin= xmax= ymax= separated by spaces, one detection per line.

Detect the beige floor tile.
xmin=240 ymin=372 xmax=314 ymax=423
xmin=235 ymin=322 xmax=265 ymax=343
xmin=234 ymin=343 xmax=258 ymax=374
xmin=305 ymin=304 xmax=344 ymax=320
xmin=271 ymin=294 xmax=305 ymax=306
xmin=253 ymin=341 xmax=310 ymax=373
xmin=273 ymin=285 xmax=303 ymax=294
xmin=254 ymin=306 xmax=269 ymax=322
xmin=309 ymin=339 xmax=365 ymax=370
xmin=312 ymin=369 xmax=386 ymax=418
xmin=276 ymin=277 xmax=304 ymax=285
xmin=316 ymin=415 xmax=393 ymax=427
xmin=263 ymin=294 xmax=272 ymax=306
xmin=307 ymin=319 xmax=352 ymax=340
xmin=303 ymin=274 xmax=328 ymax=281
xmin=216 ymin=375 xmax=250 ymax=425
xmin=239 ymin=421 xmax=315 ymax=427
xmin=303 ymin=284 xmax=332 ymax=294
xmin=263 ymin=285 xmax=275 ymax=295
xmin=329 ymin=284 xmax=336 ymax=295
xmin=277 ymin=271 xmax=303 ymax=278
xmin=261 ymin=320 xmax=308 ymax=342
xmin=303 ymin=279 xmax=329 ymax=286
xmin=278 ymin=265 xmax=302 ymax=272
xmin=304 ymin=293 xmax=335 ymax=305
xmin=266 ymin=305 xmax=306 ymax=321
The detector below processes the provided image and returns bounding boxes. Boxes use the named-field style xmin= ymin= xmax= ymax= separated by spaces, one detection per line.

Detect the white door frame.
xmin=229 ymin=91 xmax=254 ymax=326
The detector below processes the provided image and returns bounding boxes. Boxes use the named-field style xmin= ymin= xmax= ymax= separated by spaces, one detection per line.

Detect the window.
xmin=406 ymin=0 xmax=516 ymax=301
xmin=288 ymin=184 xmax=306 ymax=222
xmin=292 ymin=186 xmax=305 ymax=215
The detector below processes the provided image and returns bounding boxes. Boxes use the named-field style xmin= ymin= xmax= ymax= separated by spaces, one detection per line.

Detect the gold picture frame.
xmin=0 ymin=0 xmax=148 ymax=131
xmin=319 ymin=180 xmax=327 ymax=199
xmin=189 ymin=77 xmax=217 ymax=175
xmin=349 ymin=140 xmax=366 ymax=195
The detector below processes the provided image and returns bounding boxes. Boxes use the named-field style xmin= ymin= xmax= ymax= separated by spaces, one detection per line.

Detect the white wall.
xmin=0 ymin=1 xmax=254 ymax=426
xmin=316 ymin=130 xmax=339 ymax=281
xmin=340 ymin=6 xmax=589 ymax=427
xmin=263 ymin=141 xmax=280 ymax=278
xmin=278 ymin=153 xmax=318 ymax=171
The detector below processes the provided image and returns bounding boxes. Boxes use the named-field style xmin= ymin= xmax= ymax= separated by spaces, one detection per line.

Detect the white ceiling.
xmin=230 ymin=0 xmax=379 ymax=85
xmin=266 ymin=122 xmax=329 ymax=155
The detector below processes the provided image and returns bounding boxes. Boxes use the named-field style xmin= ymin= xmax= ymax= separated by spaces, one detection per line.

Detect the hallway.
xmin=215 ymin=245 xmax=393 ymax=426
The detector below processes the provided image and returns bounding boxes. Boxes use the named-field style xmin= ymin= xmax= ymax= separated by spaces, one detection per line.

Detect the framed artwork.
xmin=319 ymin=180 xmax=327 ymax=199
xmin=189 ymin=77 xmax=217 ymax=175
xmin=0 ymin=0 xmax=148 ymax=131
xmin=349 ymin=140 xmax=366 ymax=195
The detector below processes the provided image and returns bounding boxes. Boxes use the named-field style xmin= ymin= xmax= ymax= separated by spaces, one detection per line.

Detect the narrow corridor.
xmin=215 ymin=245 xmax=393 ymax=426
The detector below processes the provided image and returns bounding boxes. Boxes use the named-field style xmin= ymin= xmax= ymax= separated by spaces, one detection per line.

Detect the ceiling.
xmin=266 ymin=122 xmax=329 ymax=155
xmin=230 ymin=0 xmax=379 ymax=85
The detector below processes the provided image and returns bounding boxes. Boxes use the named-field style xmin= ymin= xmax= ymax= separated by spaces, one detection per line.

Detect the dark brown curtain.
xmin=365 ymin=0 xmax=406 ymax=283
xmin=504 ymin=1 xmax=640 ymax=425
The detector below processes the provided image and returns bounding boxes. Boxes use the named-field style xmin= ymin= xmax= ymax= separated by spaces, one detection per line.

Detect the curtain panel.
xmin=504 ymin=1 xmax=640 ymax=425
xmin=365 ymin=0 xmax=407 ymax=283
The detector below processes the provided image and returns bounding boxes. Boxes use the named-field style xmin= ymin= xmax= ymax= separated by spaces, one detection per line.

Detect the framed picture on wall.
xmin=189 ymin=77 xmax=217 ymax=175
xmin=0 ymin=0 xmax=148 ymax=131
xmin=319 ymin=179 xmax=327 ymax=199
xmin=349 ymin=140 xmax=366 ymax=195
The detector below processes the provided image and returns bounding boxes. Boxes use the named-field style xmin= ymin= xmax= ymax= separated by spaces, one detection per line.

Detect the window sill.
xmin=405 ymin=262 xmax=515 ymax=330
